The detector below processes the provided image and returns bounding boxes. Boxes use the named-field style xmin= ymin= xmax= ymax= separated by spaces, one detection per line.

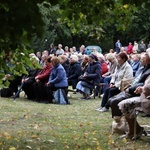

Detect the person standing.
xmin=115 ymin=40 xmax=122 ymax=54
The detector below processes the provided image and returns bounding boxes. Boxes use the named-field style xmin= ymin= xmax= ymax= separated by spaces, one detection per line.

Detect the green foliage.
xmin=0 ymin=1 xmax=44 ymax=83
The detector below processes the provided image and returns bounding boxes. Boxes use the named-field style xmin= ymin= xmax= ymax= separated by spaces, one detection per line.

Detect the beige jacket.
xmin=110 ymin=61 xmax=133 ymax=89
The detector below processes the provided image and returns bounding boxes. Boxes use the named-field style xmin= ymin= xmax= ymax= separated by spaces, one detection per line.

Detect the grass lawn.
xmin=0 ymin=91 xmax=150 ymax=150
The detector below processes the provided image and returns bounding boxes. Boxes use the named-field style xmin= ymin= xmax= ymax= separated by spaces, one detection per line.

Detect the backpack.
xmin=54 ymin=89 xmax=70 ymax=104
xmin=0 ymin=88 xmax=13 ymax=97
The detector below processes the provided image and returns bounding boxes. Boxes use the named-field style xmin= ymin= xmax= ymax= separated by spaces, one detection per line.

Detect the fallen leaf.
xmin=9 ymin=147 xmax=17 ymax=150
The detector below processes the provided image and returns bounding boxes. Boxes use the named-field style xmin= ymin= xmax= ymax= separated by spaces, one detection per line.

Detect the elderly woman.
xmin=101 ymin=53 xmax=117 ymax=94
xmin=46 ymin=56 xmax=68 ymax=103
xmin=118 ymin=75 xmax=150 ymax=139
xmin=76 ymin=54 xmax=101 ymax=99
xmin=97 ymin=52 xmax=133 ymax=112
xmin=67 ymin=55 xmax=82 ymax=90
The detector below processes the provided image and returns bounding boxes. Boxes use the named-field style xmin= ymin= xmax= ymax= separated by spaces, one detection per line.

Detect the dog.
xmin=111 ymin=116 xmax=129 ymax=135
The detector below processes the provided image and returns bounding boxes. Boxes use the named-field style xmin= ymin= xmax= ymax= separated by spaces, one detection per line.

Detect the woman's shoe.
xmin=119 ymin=133 xmax=133 ymax=139
xmin=132 ymin=127 xmax=147 ymax=140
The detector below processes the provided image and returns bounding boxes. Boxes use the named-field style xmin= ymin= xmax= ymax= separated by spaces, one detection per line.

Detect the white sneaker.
xmin=99 ymin=107 xmax=109 ymax=112
xmin=100 ymin=94 xmax=104 ymax=98
xmin=90 ymin=93 xmax=94 ymax=98
xmin=67 ymin=94 xmax=71 ymax=98
xmin=95 ymin=107 xmax=102 ymax=111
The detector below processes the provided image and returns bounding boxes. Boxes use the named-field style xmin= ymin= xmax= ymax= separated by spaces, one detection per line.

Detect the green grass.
xmin=0 ymin=91 xmax=150 ymax=150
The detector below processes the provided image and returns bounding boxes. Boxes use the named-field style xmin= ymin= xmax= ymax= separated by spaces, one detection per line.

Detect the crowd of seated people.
xmin=2 ymin=44 xmax=150 ymax=140
xmin=96 ymin=52 xmax=134 ymax=112
xmin=99 ymin=48 xmax=150 ymax=140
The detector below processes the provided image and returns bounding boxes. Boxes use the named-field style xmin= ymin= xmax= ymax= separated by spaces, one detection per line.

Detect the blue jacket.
xmin=49 ymin=63 xmax=68 ymax=88
xmin=130 ymin=60 xmax=141 ymax=76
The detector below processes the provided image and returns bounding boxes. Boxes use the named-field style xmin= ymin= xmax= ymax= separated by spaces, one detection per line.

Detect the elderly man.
xmin=108 ymin=48 xmax=150 ymax=118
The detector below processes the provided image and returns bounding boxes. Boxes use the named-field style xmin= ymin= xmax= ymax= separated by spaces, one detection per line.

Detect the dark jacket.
xmin=129 ymin=64 xmax=150 ymax=95
xmin=84 ymin=61 xmax=101 ymax=85
xmin=26 ymin=68 xmax=40 ymax=82
xmin=67 ymin=62 xmax=81 ymax=80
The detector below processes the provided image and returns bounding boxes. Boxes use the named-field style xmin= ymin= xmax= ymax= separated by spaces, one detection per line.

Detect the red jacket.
xmin=126 ymin=45 xmax=133 ymax=54
xmin=37 ymin=64 xmax=53 ymax=83
xmin=101 ymin=61 xmax=109 ymax=75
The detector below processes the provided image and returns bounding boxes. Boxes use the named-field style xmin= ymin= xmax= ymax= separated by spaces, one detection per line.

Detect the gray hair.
xmin=70 ymin=54 xmax=79 ymax=62
xmin=106 ymin=53 xmax=116 ymax=60
xmin=146 ymin=48 xmax=150 ymax=58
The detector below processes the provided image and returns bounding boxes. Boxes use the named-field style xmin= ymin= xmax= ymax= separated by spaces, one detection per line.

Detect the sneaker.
xmin=90 ymin=93 xmax=94 ymax=98
xmin=67 ymin=94 xmax=71 ymax=98
xmin=100 ymin=94 xmax=104 ymax=98
xmin=99 ymin=107 xmax=109 ymax=112
xmin=95 ymin=107 xmax=102 ymax=111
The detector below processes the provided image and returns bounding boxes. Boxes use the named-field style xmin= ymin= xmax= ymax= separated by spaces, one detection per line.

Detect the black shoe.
xmin=141 ymin=114 xmax=150 ymax=117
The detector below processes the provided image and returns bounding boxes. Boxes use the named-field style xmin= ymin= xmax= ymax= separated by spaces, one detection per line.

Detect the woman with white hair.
xmin=101 ymin=53 xmax=117 ymax=93
xmin=67 ymin=55 xmax=82 ymax=90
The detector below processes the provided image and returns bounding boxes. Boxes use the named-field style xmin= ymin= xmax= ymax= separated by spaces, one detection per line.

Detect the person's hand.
xmin=46 ymin=82 xmax=50 ymax=86
xmin=83 ymin=73 xmax=87 ymax=77
xmin=36 ymin=79 xmax=40 ymax=83
xmin=35 ymin=76 xmax=38 ymax=80
xmin=102 ymin=74 xmax=106 ymax=78
xmin=22 ymin=78 xmax=29 ymax=83
xmin=134 ymin=86 xmax=143 ymax=94
xmin=110 ymin=83 xmax=115 ymax=88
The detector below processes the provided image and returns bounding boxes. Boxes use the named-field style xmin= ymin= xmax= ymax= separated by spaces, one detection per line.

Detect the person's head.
xmin=109 ymin=49 xmax=114 ymax=53
xmin=50 ymin=43 xmax=54 ymax=49
xmin=140 ymin=51 xmax=150 ymax=66
xmin=80 ymin=45 xmax=85 ymax=52
xmin=65 ymin=46 xmax=69 ymax=52
xmin=96 ymin=53 xmax=105 ymax=62
xmin=51 ymin=56 xmax=60 ymax=66
xmin=69 ymin=55 xmax=78 ymax=63
xmin=42 ymin=50 xmax=49 ymax=56
xmin=88 ymin=54 xmax=98 ymax=64
xmin=116 ymin=52 xmax=128 ymax=65
xmin=77 ymin=53 xmax=83 ymax=60
xmin=82 ymin=55 xmax=89 ymax=63
xmin=58 ymin=44 xmax=63 ymax=49
xmin=36 ymin=51 xmax=41 ymax=58
xmin=106 ymin=53 xmax=116 ymax=63
xmin=41 ymin=54 xmax=47 ymax=62
xmin=45 ymin=56 xmax=52 ymax=66
xmin=131 ymin=54 xmax=140 ymax=62
xmin=120 ymin=47 xmax=125 ymax=52
xmin=58 ymin=55 xmax=68 ymax=64
xmin=72 ymin=46 xmax=76 ymax=52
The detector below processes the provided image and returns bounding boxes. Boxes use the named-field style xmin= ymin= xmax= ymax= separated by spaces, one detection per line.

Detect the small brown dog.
xmin=111 ymin=116 xmax=129 ymax=135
